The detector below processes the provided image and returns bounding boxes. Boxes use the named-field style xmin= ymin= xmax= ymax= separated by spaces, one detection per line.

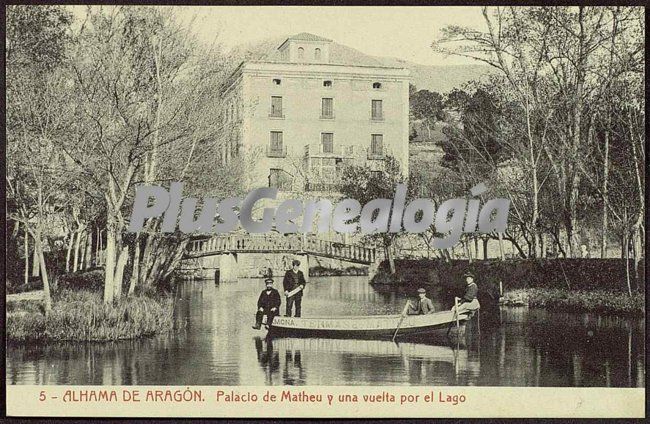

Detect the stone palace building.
xmin=218 ymin=33 xmax=411 ymax=195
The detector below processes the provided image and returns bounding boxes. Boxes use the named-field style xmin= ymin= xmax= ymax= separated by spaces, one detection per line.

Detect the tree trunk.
xmin=32 ymin=246 xmax=40 ymax=277
xmin=628 ymin=115 xmax=644 ymax=292
xmin=94 ymin=226 xmax=99 ymax=265
xmin=96 ymin=227 xmax=102 ymax=265
xmin=159 ymin=241 xmax=189 ymax=282
xmin=128 ymin=235 xmax=141 ymax=296
xmin=483 ymin=237 xmax=488 ymax=260
xmin=34 ymin=235 xmax=52 ymax=314
xmin=103 ymin=226 xmax=117 ymax=304
xmin=113 ymin=245 xmax=129 ymax=300
xmin=73 ymin=227 xmax=82 ymax=272
xmin=624 ymin=229 xmax=631 ymax=296
xmin=66 ymin=231 xmax=74 ymax=272
xmin=568 ymin=7 xmax=586 ymax=260
xmin=387 ymin=239 xmax=396 ymax=274
xmin=524 ymin=102 xmax=539 ymax=258
xmin=601 ymin=128 xmax=610 ymax=258
xmin=139 ymin=233 xmax=155 ymax=286
xmin=498 ymin=232 xmax=505 ymax=260
xmin=24 ymin=228 xmax=29 ymax=286
xmin=632 ymin=227 xmax=641 ymax=291
xmin=85 ymin=230 xmax=93 ymax=269
xmin=79 ymin=231 xmax=87 ymax=271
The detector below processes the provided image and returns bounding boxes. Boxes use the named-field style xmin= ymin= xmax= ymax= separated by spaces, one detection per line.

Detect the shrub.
xmin=372 ymin=258 xmax=643 ymax=293
xmin=56 ymin=269 xmax=105 ymax=293
xmin=500 ymin=288 xmax=644 ymax=316
xmin=6 ymin=276 xmax=44 ymax=295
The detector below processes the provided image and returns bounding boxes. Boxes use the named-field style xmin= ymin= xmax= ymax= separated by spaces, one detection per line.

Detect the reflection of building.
xmin=220 ymin=33 xmax=410 ymax=193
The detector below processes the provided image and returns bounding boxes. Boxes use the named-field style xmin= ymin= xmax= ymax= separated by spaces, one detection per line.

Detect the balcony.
xmin=266 ymin=145 xmax=287 ymax=158
xmin=367 ymin=147 xmax=384 ymax=160
xmin=304 ymin=144 xmax=354 ymax=159
xmin=304 ymin=181 xmax=340 ymax=193
xmin=268 ymin=112 xmax=285 ymax=119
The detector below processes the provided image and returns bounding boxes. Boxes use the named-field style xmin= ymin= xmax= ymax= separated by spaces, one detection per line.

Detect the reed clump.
xmin=7 ymin=289 xmax=174 ymax=343
xmin=500 ymin=288 xmax=644 ymax=316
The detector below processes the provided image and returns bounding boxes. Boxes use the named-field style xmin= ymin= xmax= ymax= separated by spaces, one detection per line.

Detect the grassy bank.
xmin=7 ymin=288 xmax=174 ymax=344
xmin=500 ymin=288 xmax=644 ymax=317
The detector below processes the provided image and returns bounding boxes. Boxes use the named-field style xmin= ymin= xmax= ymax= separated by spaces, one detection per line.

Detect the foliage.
xmin=431 ymin=6 xmax=645 ymax=259
xmin=338 ymin=156 xmax=420 ymax=272
xmin=310 ymin=265 xmax=368 ymax=277
xmin=372 ymin=258 xmax=643 ymax=294
xmin=56 ymin=269 xmax=105 ymax=293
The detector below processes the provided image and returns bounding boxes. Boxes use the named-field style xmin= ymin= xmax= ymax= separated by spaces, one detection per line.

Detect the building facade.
xmin=220 ymin=33 xmax=411 ymax=195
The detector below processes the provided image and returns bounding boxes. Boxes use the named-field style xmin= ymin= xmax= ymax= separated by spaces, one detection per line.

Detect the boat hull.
xmin=267 ymin=310 xmax=471 ymax=340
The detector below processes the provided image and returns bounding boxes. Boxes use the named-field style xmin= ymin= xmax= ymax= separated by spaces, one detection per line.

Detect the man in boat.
xmin=283 ymin=259 xmax=307 ymax=317
xmin=407 ymin=288 xmax=435 ymax=315
xmin=452 ymin=271 xmax=480 ymax=314
xmin=252 ymin=277 xmax=281 ymax=329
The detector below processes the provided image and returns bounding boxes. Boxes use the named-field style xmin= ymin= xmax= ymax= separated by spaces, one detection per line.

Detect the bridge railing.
xmin=186 ymin=234 xmax=376 ymax=264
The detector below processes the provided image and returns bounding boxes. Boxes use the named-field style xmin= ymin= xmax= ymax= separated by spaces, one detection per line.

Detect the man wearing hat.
xmin=283 ymin=259 xmax=307 ymax=317
xmin=452 ymin=271 xmax=480 ymax=313
xmin=407 ymin=287 xmax=436 ymax=315
xmin=252 ymin=277 xmax=282 ymax=329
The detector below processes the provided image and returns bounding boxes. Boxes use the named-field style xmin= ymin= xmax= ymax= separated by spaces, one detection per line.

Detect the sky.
xmin=71 ymin=6 xmax=487 ymax=66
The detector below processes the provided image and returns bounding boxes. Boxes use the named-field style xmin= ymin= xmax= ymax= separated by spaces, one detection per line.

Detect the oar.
xmin=392 ymin=301 xmax=411 ymax=343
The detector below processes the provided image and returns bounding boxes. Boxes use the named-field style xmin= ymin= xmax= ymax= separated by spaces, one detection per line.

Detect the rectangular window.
xmin=270 ymin=96 xmax=283 ymax=117
xmin=270 ymin=131 xmax=283 ymax=152
xmin=371 ymin=100 xmax=383 ymax=120
xmin=321 ymin=98 xmax=334 ymax=118
xmin=371 ymin=134 xmax=383 ymax=154
xmin=321 ymin=132 xmax=334 ymax=154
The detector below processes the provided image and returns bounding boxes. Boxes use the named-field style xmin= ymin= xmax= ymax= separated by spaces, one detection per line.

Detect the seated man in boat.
xmin=451 ymin=271 xmax=480 ymax=314
xmin=407 ymin=288 xmax=435 ymax=315
xmin=252 ymin=277 xmax=281 ymax=329
xmin=283 ymin=259 xmax=307 ymax=317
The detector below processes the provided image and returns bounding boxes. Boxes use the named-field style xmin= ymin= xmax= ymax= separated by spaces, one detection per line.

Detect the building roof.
xmin=285 ymin=32 xmax=333 ymax=43
xmin=266 ymin=35 xmax=407 ymax=69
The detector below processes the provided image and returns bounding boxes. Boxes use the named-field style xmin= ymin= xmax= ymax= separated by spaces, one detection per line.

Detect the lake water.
xmin=6 ymin=277 xmax=645 ymax=386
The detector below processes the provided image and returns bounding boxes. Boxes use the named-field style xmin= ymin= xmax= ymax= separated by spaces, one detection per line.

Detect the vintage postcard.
xmin=4 ymin=4 xmax=645 ymax=419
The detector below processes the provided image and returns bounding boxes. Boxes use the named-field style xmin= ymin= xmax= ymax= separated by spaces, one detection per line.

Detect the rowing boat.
xmin=266 ymin=310 xmax=472 ymax=340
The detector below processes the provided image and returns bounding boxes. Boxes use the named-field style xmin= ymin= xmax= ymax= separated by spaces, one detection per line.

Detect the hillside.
xmin=372 ymin=56 xmax=492 ymax=93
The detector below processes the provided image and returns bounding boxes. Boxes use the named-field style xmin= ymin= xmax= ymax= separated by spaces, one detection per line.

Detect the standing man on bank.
xmin=283 ymin=259 xmax=307 ymax=317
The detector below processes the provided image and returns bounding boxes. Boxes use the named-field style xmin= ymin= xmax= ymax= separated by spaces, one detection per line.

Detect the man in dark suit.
xmin=283 ymin=259 xmax=307 ymax=317
xmin=253 ymin=277 xmax=281 ymax=329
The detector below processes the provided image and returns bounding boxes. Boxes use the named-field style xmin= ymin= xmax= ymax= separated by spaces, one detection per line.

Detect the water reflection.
xmin=6 ymin=277 xmax=645 ymax=387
